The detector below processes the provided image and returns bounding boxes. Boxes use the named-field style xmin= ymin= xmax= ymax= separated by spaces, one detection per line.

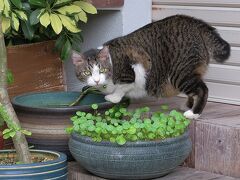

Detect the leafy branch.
xmin=0 ymin=0 xmax=97 ymax=61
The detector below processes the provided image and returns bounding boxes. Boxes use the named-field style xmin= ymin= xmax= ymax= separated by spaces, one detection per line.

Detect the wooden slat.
xmin=153 ymin=0 xmax=240 ymax=8
xmin=206 ymin=82 xmax=240 ymax=105
xmin=205 ymin=64 xmax=240 ymax=85
xmin=152 ymin=5 xmax=240 ymax=27
xmin=222 ymin=47 xmax=240 ymax=65
xmin=216 ymin=26 xmax=240 ymax=46
xmin=68 ymin=162 xmax=238 ymax=179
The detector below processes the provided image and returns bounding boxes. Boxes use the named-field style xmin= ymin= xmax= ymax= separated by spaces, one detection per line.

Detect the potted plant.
xmin=0 ymin=13 xmax=68 ymax=179
xmin=67 ymin=104 xmax=192 ymax=179
xmin=1 ymin=0 xmax=97 ymax=97
xmin=0 ymin=0 xmax=98 ymax=153
xmin=11 ymin=89 xmax=130 ymax=159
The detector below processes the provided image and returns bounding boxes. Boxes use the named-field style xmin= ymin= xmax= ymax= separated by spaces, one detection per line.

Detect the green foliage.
xmin=7 ymin=69 xmax=14 ymax=84
xmin=66 ymin=104 xmax=191 ymax=145
xmin=0 ymin=103 xmax=32 ymax=139
xmin=0 ymin=0 xmax=97 ymax=61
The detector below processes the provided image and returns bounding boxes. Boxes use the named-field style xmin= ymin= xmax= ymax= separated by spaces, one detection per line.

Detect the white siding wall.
xmin=153 ymin=0 xmax=240 ymax=105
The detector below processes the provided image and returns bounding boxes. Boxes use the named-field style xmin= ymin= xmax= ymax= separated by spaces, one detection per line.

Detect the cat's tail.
xmin=203 ymin=29 xmax=231 ymax=63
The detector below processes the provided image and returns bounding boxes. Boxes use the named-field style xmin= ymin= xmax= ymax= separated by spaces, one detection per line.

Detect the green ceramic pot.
xmin=69 ymin=131 xmax=192 ymax=179
xmin=0 ymin=149 xmax=67 ymax=179
xmin=12 ymin=91 xmax=129 ymax=160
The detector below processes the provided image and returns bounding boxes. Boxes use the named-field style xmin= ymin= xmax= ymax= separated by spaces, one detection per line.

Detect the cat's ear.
xmin=98 ymin=46 xmax=110 ymax=62
xmin=71 ymin=51 xmax=85 ymax=66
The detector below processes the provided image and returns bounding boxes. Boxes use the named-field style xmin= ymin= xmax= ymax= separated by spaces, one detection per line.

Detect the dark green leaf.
xmin=10 ymin=0 xmax=22 ymax=9
xmin=0 ymin=117 xmax=4 ymax=127
xmin=60 ymin=39 xmax=71 ymax=61
xmin=7 ymin=69 xmax=14 ymax=85
xmin=54 ymin=34 xmax=66 ymax=51
xmin=30 ymin=9 xmax=43 ymax=25
xmin=22 ymin=2 xmax=31 ymax=10
xmin=29 ymin=0 xmax=46 ymax=7
xmin=53 ymin=0 xmax=71 ymax=7
xmin=71 ymin=38 xmax=81 ymax=52
xmin=21 ymin=20 xmax=35 ymax=40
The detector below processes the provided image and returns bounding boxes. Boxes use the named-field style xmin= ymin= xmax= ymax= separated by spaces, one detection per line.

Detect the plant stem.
xmin=0 ymin=16 xmax=32 ymax=163
xmin=69 ymin=87 xmax=101 ymax=107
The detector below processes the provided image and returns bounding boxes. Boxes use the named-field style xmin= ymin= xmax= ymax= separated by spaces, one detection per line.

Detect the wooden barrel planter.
xmin=12 ymin=91 xmax=129 ymax=160
xmin=0 ymin=149 xmax=67 ymax=179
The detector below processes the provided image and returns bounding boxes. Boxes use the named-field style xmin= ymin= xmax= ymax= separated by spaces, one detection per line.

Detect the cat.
xmin=72 ymin=15 xmax=230 ymax=119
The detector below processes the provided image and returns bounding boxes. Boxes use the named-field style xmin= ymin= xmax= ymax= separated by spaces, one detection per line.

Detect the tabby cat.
xmin=72 ymin=15 xmax=230 ymax=119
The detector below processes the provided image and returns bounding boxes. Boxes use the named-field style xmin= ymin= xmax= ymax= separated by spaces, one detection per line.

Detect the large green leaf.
xmin=30 ymin=8 xmax=44 ymax=25
xmin=40 ymin=11 xmax=50 ymax=27
xmin=1 ymin=16 xmax=11 ymax=33
xmin=14 ymin=10 xmax=28 ymax=21
xmin=53 ymin=0 xmax=71 ymax=7
xmin=50 ymin=13 xmax=62 ymax=34
xmin=74 ymin=1 xmax=97 ymax=14
xmin=0 ymin=0 xmax=4 ymax=12
xmin=21 ymin=20 xmax=35 ymax=40
xmin=3 ymin=0 xmax=10 ymax=17
xmin=11 ymin=12 xmax=20 ymax=31
xmin=10 ymin=0 xmax=22 ymax=9
xmin=56 ymin=5 xmax=82 ymax=15
xmin=29 ymin=0 xmax=46 ymax=7
xmin=75 ymin=10 xmax=87 ymax=23
xmin=61 ymin=39 xmax=71 ymax=61
xmin=58 ymin=14 xmax=80 ymax=33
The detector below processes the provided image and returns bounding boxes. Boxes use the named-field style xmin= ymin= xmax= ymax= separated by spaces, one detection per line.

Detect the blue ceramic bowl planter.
xmin=69 ymin=131 xmax=192 ymax=180
xmin=11 ymin=91 xmax=129 ymax=159
xmin=0 ymin=149 xmax=67 ymax=179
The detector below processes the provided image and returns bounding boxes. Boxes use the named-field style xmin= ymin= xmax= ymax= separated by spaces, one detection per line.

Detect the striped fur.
xmin=73 ymin=15 xmax=230 ymax=118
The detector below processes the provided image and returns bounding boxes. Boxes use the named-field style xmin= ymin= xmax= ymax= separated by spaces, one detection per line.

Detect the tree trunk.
xmin=0 ymin=16 xmax=31 ymax=163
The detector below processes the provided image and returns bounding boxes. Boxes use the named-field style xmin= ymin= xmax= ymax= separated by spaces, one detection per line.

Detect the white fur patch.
xmin=105 ymin=94 xmax=122 ymax=103
xmin=126 ymin=64 xmax=147 ymax=98
xmin=87 ymin=65 xmax=106 ymax=86
xmin=184 ymin=110 xmax=200 ymax=120
xmin=97 ymin=46 xmax=103 ymax=50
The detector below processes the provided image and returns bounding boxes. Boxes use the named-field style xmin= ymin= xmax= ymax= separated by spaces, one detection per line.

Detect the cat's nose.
xmin=94 ymin=79 xmax=100 ymax=84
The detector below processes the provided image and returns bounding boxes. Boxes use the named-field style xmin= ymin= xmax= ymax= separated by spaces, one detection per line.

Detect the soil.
xmin=0 ymin=153 xmax=55 ymax=165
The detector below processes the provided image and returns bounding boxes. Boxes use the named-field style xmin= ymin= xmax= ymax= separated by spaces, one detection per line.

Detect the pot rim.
xmin=11 ymin=91 xmax=123 ymax=114
xmin=0 ymin=149 xmax=66 ymax=168
xmin=6 ymin=40 xmax=55 ymax=49
xmin=71 ymin=130 xmax=190 ymax=147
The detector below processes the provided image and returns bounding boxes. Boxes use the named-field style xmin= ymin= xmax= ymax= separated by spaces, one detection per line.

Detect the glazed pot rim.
xmin=11 ymin=91 xmax=121 ymax=114
xmin=71 ymin=130 xmax=190 ymax=147
xmin=0 ymin=149 xmax=66 ymax=168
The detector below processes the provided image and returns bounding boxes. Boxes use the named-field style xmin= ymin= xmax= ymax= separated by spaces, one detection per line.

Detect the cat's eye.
xmin=100 ymin=68 xmax=108 ymax=73
xmin=83 ymin=71 xmax=91 ymax=76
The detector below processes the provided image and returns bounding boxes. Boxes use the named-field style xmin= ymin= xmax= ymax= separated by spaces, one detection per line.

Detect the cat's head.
xmin=72 ymin=46 xmax=112 ymax=87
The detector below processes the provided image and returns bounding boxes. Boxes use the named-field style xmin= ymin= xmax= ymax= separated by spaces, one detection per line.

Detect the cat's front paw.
xmin=184 ymin=110 xmax=200 ymax=120
xmin=105 ymin=94 xmax=122 ymax=104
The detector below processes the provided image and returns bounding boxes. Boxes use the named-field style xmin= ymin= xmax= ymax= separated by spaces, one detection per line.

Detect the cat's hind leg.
xmin=181 ymin=77 xmax=208 ymax=119
xmin=180 ymin=95 xmax=194 ymax=111
xmin=186 ymin=96 xmax=194 ymax=109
